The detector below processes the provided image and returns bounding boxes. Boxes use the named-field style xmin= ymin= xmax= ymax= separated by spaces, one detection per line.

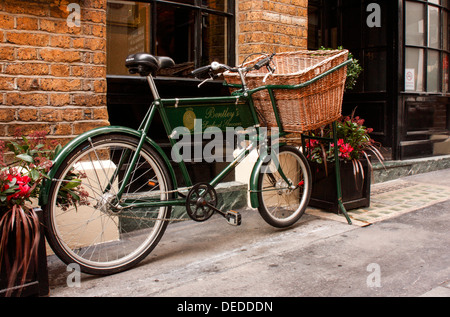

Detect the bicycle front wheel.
xmin=257 ymin=146 xmax=311 ymax=228
xmin=44 ymin=134 xmax=174 ymax=275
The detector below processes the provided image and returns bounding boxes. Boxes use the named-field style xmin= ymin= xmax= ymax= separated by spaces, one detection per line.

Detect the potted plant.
xmin=305 ymin=110 xmax=384 ymax=212
xmin=0 ymin=131 xmax=59 ymax=296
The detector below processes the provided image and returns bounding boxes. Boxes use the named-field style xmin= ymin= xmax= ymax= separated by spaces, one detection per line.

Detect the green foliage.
xmin=319 ymin=46 xmax=363 ymax=91
xmin=306 ymin=109 xmax=384 ymax=165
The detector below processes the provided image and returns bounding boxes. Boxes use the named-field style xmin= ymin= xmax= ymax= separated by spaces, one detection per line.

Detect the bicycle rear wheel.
xmin=257 ymin=146 xmax=311 ymax=228
xmin=44 ymin=134 xmax=173 ymax=275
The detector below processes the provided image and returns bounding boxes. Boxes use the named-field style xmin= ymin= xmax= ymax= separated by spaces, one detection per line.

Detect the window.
xmin=308 ymin=0 xmax=389 ymax=93
xmin=106 ymin=0 xmax=235 ymax=76
xmin=404 ymin=0 xmax=450 ymax=93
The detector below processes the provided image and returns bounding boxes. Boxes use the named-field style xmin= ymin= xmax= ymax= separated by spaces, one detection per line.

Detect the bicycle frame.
xmin=39 ymin=74 xmax=284 ymax=210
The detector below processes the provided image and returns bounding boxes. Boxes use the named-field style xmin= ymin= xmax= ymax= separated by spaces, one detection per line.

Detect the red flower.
xmin=306 ymin=139 xmax=319 ymax=148
xmin=6 ymin=174 xmax=32 ymax=201
xmin=339 ymin=143 xmax=354 ymax=159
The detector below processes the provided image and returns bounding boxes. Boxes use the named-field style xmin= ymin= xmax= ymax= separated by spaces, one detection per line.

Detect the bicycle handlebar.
xmin=191 ymin=53 xmax=275 ymax=78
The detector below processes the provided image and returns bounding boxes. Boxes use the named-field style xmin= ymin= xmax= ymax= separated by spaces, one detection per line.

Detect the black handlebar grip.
xmin=254 ymin=58 xmax=270 ymax=70
xmin=255 ymin=53 xmax=276 ymax=70
xmin=192 ymin=65 xmax=211 ymax=76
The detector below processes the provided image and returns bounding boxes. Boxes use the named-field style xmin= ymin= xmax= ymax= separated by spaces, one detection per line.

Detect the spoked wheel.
xmin=257 ymin=145 xmax=312 ymax=228
xmin=44 ymin=134 xmax=173 ymax=275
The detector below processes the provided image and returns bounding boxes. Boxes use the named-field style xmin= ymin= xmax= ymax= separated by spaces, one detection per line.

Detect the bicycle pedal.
xmin=225 ymin=210 xmax=241 ymax=226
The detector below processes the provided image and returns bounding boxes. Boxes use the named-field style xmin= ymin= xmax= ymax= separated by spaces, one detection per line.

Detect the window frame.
xmin=106 ymin=0 xmax=236 ymax=75
xmin=403 ymin=0 xmax=450 ymax=94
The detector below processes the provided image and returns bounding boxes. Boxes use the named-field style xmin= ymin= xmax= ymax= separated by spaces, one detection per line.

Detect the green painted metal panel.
xmin=163 ymin=98 xmax=257 ymax=133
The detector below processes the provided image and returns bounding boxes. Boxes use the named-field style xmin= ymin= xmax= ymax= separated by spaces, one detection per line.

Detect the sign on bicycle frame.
xmin=162 ymin=98 xmax=257 ymax=134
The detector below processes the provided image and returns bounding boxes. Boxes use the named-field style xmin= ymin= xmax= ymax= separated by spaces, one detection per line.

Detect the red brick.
xmin=0 ymin=77 xmax=15 ymax=90
xmin=16 ymin=17 xmax=39 ymax=30
xmin=7 ymin=124 xmax=52 ymax=137
xmin=6 ymin=93 xmax=48 ymax=107
xmin=93 ymin=107 xmax=109 ymax=120
xmin=61 ymin=109 xmax=83 ymax=121
xmin=85 ymin=38 xmax=106 ymax=51
xmin=0 ymin=46 xmax=15 ymax=61
xmin=17 ymin=108 xmax=38 ymax=121
xmin=40 ymin=78 xmax=82 ymax=92
xmin=49 ymin=93 xmax=71 ymax=106
xmin=72 ymin=93 xmax=105 ymax=106
xmin=16 ymin=47 xmax=38 ymax=60
xmin=53 ymin=123 xmax=72 ymax=136
xmin=0 ymin=14 xmax=15 ymax=29
xmin=4 ymin=1 xmax=49 ymax=16
xmin=5 ymin=63 xmax=49 ymax=76
xmin=83 ymin=9 xmax=106 ymax=23
xmin=50 ymin=64 xmax=70 ymax=77
xmin=6 ymin=32 xmax=49 ymax=47
xmin=16 ymin=78 xmax=40 ymax=91
xmin=40 ymin=108 xmax=62 ymax=122
xmin=0 ymin=108 xmax=15 ymax=122
xmin=51 ymin=35 xmax=72 ymax=48
xmin=73 ymin=120 xmax=109 ymax=134
xmin=40 ymin=48 xmax=81 ymax=63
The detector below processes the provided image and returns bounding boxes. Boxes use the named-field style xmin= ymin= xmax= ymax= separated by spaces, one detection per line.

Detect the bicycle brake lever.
xmin=198 ymin=72 xmax=221 ymax=88
xmin=199 ymin=75 xmax=217 ymax=88
xmin=262 ymin=65 xmax=276 ymax=83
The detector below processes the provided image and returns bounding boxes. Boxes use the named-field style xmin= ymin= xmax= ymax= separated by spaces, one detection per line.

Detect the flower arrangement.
xmin=306 ymin=109 xmax=384 ymax=176
xmin=0 ymin=130 xmax=87 ymax=296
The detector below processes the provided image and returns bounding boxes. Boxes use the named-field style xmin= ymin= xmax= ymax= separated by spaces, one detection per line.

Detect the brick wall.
xmin=237 ymin=0 xmax=308 ymax=63
xmin=0 ymin=0 xmax=108 ymax=145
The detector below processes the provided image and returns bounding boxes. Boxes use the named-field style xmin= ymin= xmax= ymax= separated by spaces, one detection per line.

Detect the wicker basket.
xmin=224 ymin=50 xmax=349 ymax=133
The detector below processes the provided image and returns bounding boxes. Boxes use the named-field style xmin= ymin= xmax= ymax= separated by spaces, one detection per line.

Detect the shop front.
xmin=309 ymin=0 xmax=450 ymax=160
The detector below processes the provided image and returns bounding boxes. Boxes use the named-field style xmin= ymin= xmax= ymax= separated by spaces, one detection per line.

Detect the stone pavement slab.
xmin=420 ymin=286 xmax=450 ymax=297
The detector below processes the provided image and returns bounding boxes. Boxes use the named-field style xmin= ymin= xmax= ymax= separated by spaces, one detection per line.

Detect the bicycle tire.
xmin=257 ymin=145 xmax=312 ymax=228
xmin=43 ymin=134 xmax=174 ymax=275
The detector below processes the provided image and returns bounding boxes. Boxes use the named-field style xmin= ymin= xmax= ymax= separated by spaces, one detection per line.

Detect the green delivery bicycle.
xmin=39 ymin=51 xmax=351 ymax=275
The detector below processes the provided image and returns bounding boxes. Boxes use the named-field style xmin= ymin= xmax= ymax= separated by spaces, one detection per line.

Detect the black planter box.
xmin=0 ymin=208 xmax=49 ymax=297
xmin=308 ymin=159 xmax=371 ymax=213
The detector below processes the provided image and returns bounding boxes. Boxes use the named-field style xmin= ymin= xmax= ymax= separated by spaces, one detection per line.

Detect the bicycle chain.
xmin=52 ymin=178 xmax=192 ymax=223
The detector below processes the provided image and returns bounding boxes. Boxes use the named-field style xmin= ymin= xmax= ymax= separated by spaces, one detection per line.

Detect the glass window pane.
xmin=427 ymin=50 xmax=440 ymax=92
xmin=342 ymin=5 xmax=361 ymax=49
xmin=156 ymin=4 xmax=195 ymax=65
xmin=203 ymin=0 xmax=229 ymax=12
xmin=443 ymin=54 xmax=449 ymax=93
xmin=406 ymin=2 xmax=425 ymax=46
xmin=429 ymin=0 xmax=440 ymax=4
xmin=364 ymin=50 xmax=387 ymax=92
xmin=405 ymin=47 xmax=424 ymax=91
xmin=107 ymin=1 xmax=151 ymax=76
xmin=202 ymin=14 xmax=227 ymax=65
xmin=444 ymin=11 xmax=449 ymax=51
xmin=428 ymin=6 xmax=440 ymax=49
xmin=308 ymin=3 xmax=322 ymax=49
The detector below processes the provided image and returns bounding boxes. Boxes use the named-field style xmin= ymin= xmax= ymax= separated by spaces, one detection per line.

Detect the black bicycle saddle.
xmin=125 ymin=53 xmax=175 ymax=76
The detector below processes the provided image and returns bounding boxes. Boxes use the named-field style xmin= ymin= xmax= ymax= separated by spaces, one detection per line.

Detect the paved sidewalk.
xmin=46 ymin=169 xmax=450 ymax=297
xmin=308 ymin=176 xmax=450 ymax=226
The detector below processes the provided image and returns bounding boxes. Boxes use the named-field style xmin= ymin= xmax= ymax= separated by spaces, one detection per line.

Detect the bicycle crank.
xmin=186 ymin=183 xmax=241 ymax=226
xmin=186 ymin=183 xmax=217 ymax=222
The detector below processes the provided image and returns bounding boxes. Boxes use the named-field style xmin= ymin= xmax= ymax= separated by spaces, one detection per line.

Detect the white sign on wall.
xmin=405 ymin=68 xmax=415 ymax=91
